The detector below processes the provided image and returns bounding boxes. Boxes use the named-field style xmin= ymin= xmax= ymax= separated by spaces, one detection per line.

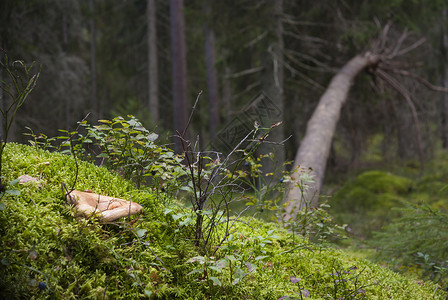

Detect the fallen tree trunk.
xmin=283 ymin=52 xmax=380 ymax=222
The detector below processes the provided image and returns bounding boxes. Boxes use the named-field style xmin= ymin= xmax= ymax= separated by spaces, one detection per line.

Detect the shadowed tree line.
xmin=1 ymin=0 xmax=448 ymax=209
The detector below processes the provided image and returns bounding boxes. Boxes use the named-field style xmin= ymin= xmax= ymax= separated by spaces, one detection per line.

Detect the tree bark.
xmin=0 ymin=0 xmax=12 ymax=139
xmin=203 ymin=0 xmax=219 ymax=141
xmin=222 ymin=66 xmax=232 ymax=122
xmin=147 ymin=0 xmax=159 ymax=124
xmin=440 ymin=8 xmax=448 ymax=148
xmin=259 ymin=0 xmax=285 ymax=179
xmin=62 ymin=9 xmax=71 ymax=129
xmin=283 ymin=52 xmax=380 ymax=222
xmin=170 ymin=0 xmax=188 ymax=152
xmin=89 ymin=0 xmax=98 ymax=120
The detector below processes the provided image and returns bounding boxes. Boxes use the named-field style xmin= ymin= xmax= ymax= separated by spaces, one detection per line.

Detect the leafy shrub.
xmin=27 ymin=115 xmax=186 ymax=198
xmin=371 ymin=202 xmax=448 ymax=287
xmin=0 ymin=54 xmax=40 ymax=198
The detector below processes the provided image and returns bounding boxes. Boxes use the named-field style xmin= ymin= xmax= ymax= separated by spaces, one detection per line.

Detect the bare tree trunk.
xmin=203 ymin=0 xmax=219 ymax=141
xmin=170 ymin=0 xmax=188 ymax=152
xmin=0 ymin=1 xmax=12 ymax=139
xmin=147 ymin=0 xmax=159 ymax=124
xmin=0 ymin=59 xmax=4 ymax=141
xmin=283 ymin=52 xmax=380 ymax=222
xmin=222 ymin=66 xmax=232 ymax=122
xmin=440 ymin=8 xmax=448 ymax=148
xmin=259 ymin=0 xmax=284 ymax=178
xmin=89 ymin=0 xmax=98 ymax=120
xmin=62 ymin=10 xmax=71 ymax=129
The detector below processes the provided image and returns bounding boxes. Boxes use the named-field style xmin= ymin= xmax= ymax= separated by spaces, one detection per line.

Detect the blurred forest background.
xmin=1 ymin=0 xmax=448 ymax=184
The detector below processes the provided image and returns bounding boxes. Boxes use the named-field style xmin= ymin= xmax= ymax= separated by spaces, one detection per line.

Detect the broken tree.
xmin=282 ymin=24 xmax=446 ymax=222
xmin=283 ymin=52 xmax=380 ymax=222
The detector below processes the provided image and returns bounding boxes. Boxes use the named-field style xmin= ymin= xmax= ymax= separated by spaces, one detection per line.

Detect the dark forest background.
xmin=2 ymin=0 xmax=448 ymax=183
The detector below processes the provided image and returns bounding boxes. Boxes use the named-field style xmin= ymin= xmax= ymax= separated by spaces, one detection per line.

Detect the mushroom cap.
xmin=66 ymin=190 xmax=143 ymax=222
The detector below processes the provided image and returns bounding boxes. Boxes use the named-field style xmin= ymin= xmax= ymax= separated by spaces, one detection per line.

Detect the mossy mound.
xmin=0 ymin=143 xmax=444 ymax=299
xmin=411 ymin=152 xmax=448 ymax=210
xmin=330 ymin=171 xmax=413 ymax=238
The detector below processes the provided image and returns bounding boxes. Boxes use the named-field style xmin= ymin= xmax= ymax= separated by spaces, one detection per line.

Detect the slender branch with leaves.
xmin=0 ymin=53 xmax=40 ymax=190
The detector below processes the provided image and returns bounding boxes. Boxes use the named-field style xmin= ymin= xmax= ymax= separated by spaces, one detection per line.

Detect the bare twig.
xmin=283 ymin=60 xmax=325 ymax=90
xmin=225 ymin=66 xmax=264 ymax=79
xmin=392 ymin=37 xmax=426 ymax=58
xmin=182 ymin=91 xmax=202 ymax=138
xmin=244 ymin=31 xmax=268 ymax=48
xmin=386 ymin=69 xmax=448 ymax=93
xmin=391 ymin=27 xmax=408 ymax=57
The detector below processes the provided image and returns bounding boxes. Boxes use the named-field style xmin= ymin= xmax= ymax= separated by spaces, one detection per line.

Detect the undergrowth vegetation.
xmin=0 ymin=60 xmax=446 ymax=298
xmin=330 ymin=162 xmax=448 ymax=290
xmin=0 ymin=141 xmax=445 ymax=299
xmin=0 ymin=54 xmax=448 ymax=299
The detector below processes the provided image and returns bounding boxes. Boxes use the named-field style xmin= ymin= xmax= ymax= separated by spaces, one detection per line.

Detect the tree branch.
xmin=375 ymin=69 xmax=425 ymax=172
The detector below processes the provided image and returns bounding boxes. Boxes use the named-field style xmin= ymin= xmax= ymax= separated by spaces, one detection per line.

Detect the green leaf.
xmin=180 ymin=186 xmax=193 ymax=193
xmin=144 ymin=290 xmax=153 ymax=297
xmin=234 ymin=267 xmax=247 ymax=280
xmin=136 ymin=228 xmax=147 ymax=238
xmin=187 ymin=268 xmax=203 ymax=276
xmin=172 ymin=213 xmax=184 ymax=221
xmin=226 ymin=255 xmax=237 ymax=262
xmin=148 ymin=132 xmax=159 ymax=142
xmin=187 ymin=256 xmax=205 ymax=264
xmin=214 ymin=259 xmax=229 ymax=269
xmin=9 ymin=178 xmax=20 ymax=185
xmin=208 ymin=266 xmax=223 ymax=272
xmin=179 ymin=217 xmax=193 ymax=227
xmin=164 ymin=208 xmax=173 ymax=215
xmin=6 ymin=189 xmax=20 ymax=196
xmin=246 ymin=262 xmax=256 ymax=272
xmin=210 ymin=277 xmax=222 ymax=286
xmin=0 ymin=203 xmax=5 ymax=211
xmin=255 ymin=255 xmax=268 ymax=261
xmin=1 ymin=258 xmax=11 ymax=266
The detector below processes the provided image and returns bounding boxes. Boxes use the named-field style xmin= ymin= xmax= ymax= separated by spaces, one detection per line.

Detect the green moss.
xmin=330 ymin=171 xmax=413 ymax=238
xmin=0 ymin=143 xmax=445 ymax=299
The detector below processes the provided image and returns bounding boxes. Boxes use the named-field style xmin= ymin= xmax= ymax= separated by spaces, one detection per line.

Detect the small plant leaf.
xmin=233 ymin=266 xmax=247 ymax=285
xmin=9 ymin=178 xmax=20 ymax=185
xmin=136 ymin=228 xmax=147 ymax=238
xmin=226 ymin=255 xmax=237 ymax=262
xmin=214 ymin=259 xmax=228 ymax=269
xmin=6 ymin=189 xmax=20 ymax=196
xmin=290 ymin=276 xmax=301 ymax=284
xmin=172 ymin=213 xmax=184 ymax=220
xmin=301 ymin=289 xmax=310 ymax=297
xmin=246 ymin=262 xmax=256 ymax=273
xmin=179 ymin=217 xmax=193 ymax=227
xmin=148 ymin=132 xmax=159 ymax=142
xmin=187 ymin=256 xmax=205 ymax=264
xmin=255 ymin=255 xmax=268 ymax=261
xmin=208 ymin=266 xmax=223 ymax=272
xmin=164 ymin=208 xmax=173 ymax=215
xmin=1 ymin=258 xmax=11 ymax=266
xmin=187 ymin=268 xmax=203 ymax=276
xmin=209 ymin=277 xmax=222 ymax=286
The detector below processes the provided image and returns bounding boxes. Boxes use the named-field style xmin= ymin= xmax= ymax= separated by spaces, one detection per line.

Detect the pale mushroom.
xmin=66 ymin=190 xmax=143 ymax=222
